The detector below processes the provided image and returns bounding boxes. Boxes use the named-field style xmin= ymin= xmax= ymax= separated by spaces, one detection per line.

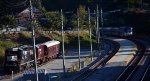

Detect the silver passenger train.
xmin=95 ymin=27 xmax=133 ymax=37
xmin=100 ymin=27 xmax=133 ymax=36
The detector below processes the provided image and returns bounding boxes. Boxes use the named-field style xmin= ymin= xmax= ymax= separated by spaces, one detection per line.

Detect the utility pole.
xmin=29 ymin=0 xmax=38 ymax=81
xmin=61 ymin=9 xmax=66 ymax=75
xmin=100 ymin=8 xmax=104 ymax=51
xmin=88 ymin=8 xmax=93 ymax=61
xmin=77 ymin=9 xmax=81 ymax=70
xmin=100 ymin=9 xmax=103 ymax=31
xmin=96 ymin=5 xmax=100 ymax=50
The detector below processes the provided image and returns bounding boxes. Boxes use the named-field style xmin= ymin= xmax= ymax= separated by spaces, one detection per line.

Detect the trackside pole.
xmin=77 ymin=9 xmax=81 ymax=70
xmin=88 ymin=8 xmax=93 ymax=61
xmin=61 ymin=9 xmax=66 ymax=76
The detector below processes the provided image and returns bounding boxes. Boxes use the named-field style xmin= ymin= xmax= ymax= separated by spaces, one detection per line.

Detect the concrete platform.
xmin=108 ymin=39 xmax=137 ymax=66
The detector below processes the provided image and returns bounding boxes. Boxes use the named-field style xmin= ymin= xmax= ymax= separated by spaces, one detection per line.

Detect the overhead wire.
xmin=3 ymin=0 xmax=28 ymax=7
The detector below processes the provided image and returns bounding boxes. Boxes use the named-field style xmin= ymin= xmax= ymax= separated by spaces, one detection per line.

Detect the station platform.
xmin=107 ymin=38 xmax=137 ymax=66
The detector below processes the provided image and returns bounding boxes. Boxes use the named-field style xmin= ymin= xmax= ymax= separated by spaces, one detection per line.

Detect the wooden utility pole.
xmin=29 ymin=0 xmax=38 ymax=81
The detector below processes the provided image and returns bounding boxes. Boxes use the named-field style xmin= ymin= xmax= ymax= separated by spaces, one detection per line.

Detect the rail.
xmin=115 ymin=39 xmax=146 ymax=81
xmin=71 ymin=39 xmax=120 ymax=81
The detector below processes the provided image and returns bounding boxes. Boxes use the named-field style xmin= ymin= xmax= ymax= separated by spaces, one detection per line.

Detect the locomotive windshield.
xmin=7 ymin=56 xmax=17 ymax=61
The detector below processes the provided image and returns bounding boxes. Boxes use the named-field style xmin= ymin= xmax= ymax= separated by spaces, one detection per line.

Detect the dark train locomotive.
xmin=4 ymin=40 xmax=60 ymax=73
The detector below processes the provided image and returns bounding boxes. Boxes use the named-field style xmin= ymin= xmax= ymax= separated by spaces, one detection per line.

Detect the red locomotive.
xmin=4 ymin=40 xmax=60 ymax=73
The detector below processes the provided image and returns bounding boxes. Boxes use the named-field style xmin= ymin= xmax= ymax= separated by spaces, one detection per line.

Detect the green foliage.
xmin=43 ymin=11 xmax=67 ymax=30
xmin=71 ymin=5 xmax=89 ymax=30
xmin=78 ymin=5 xmax=88 ymax=29
xmin=128 ymin=0 xmax=143 ymax=7
xmin=0 ymin=40 xmax=18 ymax=55
xmin=0 ymin=39 xmax=18 ymax=67
xmin=0 ymin=15 xmax=17 ymax=30
xmin=45 ymin=11 xmax=61 ymax=30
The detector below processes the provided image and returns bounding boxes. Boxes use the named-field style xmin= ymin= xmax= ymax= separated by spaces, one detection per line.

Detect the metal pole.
xmin=29 ymin=0 xmax=38 ymax=81
xmin=96 ymin=5 xmax=100 ymax=50
xmin=61 ymin=9 xmax=66 ymax=75
xmin=77 ymin=9 xmax=81 ymax=70
xmin=88 ymin=8 xmax=93 ymax=61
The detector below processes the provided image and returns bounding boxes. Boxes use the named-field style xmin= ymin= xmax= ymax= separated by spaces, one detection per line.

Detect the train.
xmin=4 ymin=40 xmax=60 ymax=73
xmin=94 ymin=27 xmax=133 ymax=37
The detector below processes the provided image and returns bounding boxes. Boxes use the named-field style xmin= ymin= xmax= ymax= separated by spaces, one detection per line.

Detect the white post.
xmin=12 ymin=71 xmax=13 ymax=80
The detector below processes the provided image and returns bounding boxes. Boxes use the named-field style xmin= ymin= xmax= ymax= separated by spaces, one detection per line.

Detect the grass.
xmin=0 ymin=40 xmax=19 ymax=67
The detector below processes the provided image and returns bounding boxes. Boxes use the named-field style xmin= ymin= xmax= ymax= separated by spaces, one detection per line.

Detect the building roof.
xmin=18 ymin=6 xmax=41 ymax=14
xmin=44 ymin=40 xmax=60 ymax=47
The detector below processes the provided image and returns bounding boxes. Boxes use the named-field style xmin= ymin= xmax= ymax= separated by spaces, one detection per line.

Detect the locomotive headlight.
xmin=7 ymin=56 xmax=17 ymax=61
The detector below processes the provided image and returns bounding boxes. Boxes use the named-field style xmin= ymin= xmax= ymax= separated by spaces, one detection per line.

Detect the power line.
xmin=3 ymin=0 xmax=28 ymax=7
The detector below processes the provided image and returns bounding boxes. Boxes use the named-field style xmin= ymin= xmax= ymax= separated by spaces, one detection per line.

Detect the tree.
xmin=0 ymin=15 xmax=17 ymax=31
xmin=128 ymin=0 xmax=143 ymax=8
xmin=71 ymin=5 xmax=88 ymax=30
xmin=42 ymin=11 xmax=67 ymax=31
xmin=78 ymin=5 xmax=88 ymax=29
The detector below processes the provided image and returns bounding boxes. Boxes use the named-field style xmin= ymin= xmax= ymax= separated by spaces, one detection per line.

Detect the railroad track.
xmin=141 ymin=61 xmax=150 ymax=81
xmin=115 ymin=39 xmax=147 ymax=81
xmin=139 ymin=38 xmax=150 ymax=81
xmin=71 ymin=39 xmax=120 ymax=81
